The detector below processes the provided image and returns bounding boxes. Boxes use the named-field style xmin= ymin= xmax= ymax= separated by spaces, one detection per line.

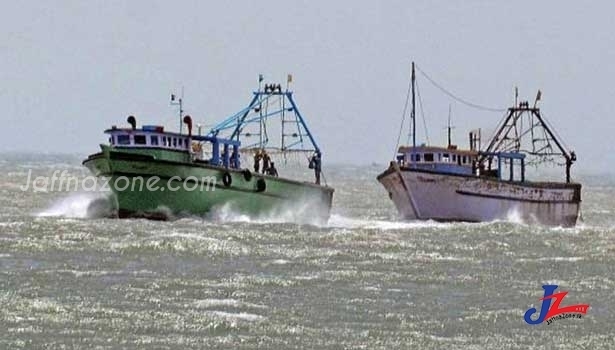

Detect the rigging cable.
xmin=415 ymin=64 xmax=507 ymax=113
xmin=539 ymin=111 xmax=572 ymax=153
xmin=415 ymin=78 xmax=431 ymax=145
xmin=393 ymin=70 xmax=413 ymax=158
xmin=478 ymin=109 xmax=510 ymax=153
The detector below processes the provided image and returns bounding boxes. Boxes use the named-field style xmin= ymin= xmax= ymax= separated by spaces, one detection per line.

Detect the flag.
xmin=259 ymin=74 xmax=264 ymax=82
xmin=171 ymin=94 xmax=175 ymax=101
xmin=536 ymin=90 xmax=542 ymax=101
xmin=287 ymin=74 xmax=293 ymax=83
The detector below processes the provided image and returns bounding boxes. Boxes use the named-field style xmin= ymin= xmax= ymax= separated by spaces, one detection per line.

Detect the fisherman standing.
xmin=253 ymin=150 xmax=262 ymax=173
xmin=230 ymin=149 xmax=239 ymax=168
xmin=262 ymin=151 xmax=271 ymax=174
xmin=309 ymin=152 xmax=322 ymax=185
xmin=267 ymin=162 xmax=279 ymax=177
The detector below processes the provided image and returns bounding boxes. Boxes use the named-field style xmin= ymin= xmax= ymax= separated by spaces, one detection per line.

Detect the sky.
xmin=1 ymin=1 xmax=613 ymax=173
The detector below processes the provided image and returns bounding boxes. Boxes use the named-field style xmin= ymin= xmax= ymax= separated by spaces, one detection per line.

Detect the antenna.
xmin=170 ymin=87 xmax=184 ymax=134
xmin=533 ymin=90 xmax=542 ymax=108
xmin=286 ymin=74 xmax=293 ymax=92
xmin=446 ymin=104 xmax=455 ymax=147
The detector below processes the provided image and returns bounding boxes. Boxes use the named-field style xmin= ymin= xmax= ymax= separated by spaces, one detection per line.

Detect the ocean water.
xmin=1 ymin=154 xmax=614 ymax=349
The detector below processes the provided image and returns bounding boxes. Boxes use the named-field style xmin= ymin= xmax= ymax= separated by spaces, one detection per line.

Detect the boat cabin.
xmin=396 ymin=145 xmax=478 ymax=176
xmin=396 ymin=145 xmax=529 ymax=181
xmin=106 ymin=125 xmax=192 ymax=151
xmin=105 ymin=118 xmax=242 ymax=169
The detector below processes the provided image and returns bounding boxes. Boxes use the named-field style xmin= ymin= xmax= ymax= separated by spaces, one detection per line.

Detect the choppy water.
xmin=1 ymin=153 xmax=614 ymax=349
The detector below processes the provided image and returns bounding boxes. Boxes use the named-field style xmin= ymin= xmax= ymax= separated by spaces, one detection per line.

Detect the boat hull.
xmin=377 ymin=164 xmax=581 ymax=227
xmin=82 ymin=146 xmax=334 ymax=224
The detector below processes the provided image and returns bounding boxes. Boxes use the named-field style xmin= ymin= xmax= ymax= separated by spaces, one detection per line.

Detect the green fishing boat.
xmin=83 ymin=79 xmax=334 ymax=223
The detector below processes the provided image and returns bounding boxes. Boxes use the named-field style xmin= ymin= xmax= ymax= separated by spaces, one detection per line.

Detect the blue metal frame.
xmin=209 ymin=90 xmax=322 ymax=156
xmin=192 ymin=135 xmax=240 ymax=167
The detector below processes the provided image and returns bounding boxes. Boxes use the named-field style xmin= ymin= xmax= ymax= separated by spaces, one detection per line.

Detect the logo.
xmin=524 ymin=285 xmax=589 ymax=325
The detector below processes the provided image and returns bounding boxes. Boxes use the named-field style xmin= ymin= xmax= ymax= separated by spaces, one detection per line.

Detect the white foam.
xmin=206 ymin=311 xmax=265 ymax=322
xmin=326 ymin=214 xmax=449 ymax=230
xmin=518 ymin=256 xmax=584 ymax=263
xmin=193 ymin=298 xmax=267 ymax=310
xmin=271 ymin=259 xmax=289 ymax=265
xmin=209 ymin=204 xmax=453 ymax=229
xmin=208 ymin=200 xmax=326 ymax=226
xmin=504 ymin=207 xmax=527 ymax=225
xmin=194 ymin=299 xmax=241 ymax=308
xmin=37 ymin=192 xmax=112 ymax=219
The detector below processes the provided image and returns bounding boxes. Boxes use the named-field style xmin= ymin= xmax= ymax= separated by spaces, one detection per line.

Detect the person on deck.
xmin=262 ymin=151 xmax=271 ymax=174
xmin=230 ymin=149 xmax=239 ymax=168
xmin=253 ymin=150 xmax=262 ymax=173
xmin=267 ymin=162 xmax=279 ymax=177
xmin=309 ymin=152 xmax=322 ymax=185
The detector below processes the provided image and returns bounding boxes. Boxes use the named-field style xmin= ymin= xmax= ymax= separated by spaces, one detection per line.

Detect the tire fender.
xmin=243 ymin=169 xmax=252 ymax=181
xmin=222 ymin=172 xmax=232 ymax=187
xmin=255 ymin=178 xmax=266 ymax=192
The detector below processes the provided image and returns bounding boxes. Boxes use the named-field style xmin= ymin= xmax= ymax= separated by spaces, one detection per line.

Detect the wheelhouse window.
xmin=424 ymin=153 xmax=434 ymax=162
xmin=173 ymin=138 xmax=177 ymax=147
xmin=117 ymin=135 xmax=130 ymax=145
xmin=150 ymin=135 xmax=159 ymax=146
xmin=184 ymin=139 xmax=189 ymax=148
xmin=134 ymin=135 xmax=146 ymax=145
xmin=442 ymin=153 xmax=449 ymax=162
xmin=452 ymin=154 xmax=457 ymax=162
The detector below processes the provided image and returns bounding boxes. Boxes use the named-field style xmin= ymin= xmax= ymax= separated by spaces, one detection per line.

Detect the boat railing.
xmin=479 ymin=151 xmax=526 ymax=182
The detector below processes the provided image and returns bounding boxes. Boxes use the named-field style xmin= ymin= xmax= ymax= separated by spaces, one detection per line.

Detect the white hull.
xmin=378 ymin=165 xmax=581 ymax=227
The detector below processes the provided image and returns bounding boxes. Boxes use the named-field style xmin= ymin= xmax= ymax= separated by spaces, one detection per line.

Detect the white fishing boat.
xmin=378 ymin=63 xmax=581 ymax=226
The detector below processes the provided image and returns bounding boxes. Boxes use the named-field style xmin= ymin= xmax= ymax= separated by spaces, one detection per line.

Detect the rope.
xmin=481 ymin=109 xmax=512 ymax=152
xmin=538 ymin=111 xmax=572 ymax=153
xmin=394 ymin=70 xmax=413 ymax=158
xmin=415 ymin=64 xmax=507 ymax=113
xmin=415 ymin=79 xmax=430 ymax=145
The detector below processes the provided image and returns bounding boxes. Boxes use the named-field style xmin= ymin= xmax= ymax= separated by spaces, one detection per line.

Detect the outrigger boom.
xmin=209 ymin=80 xmax=322 ymax=157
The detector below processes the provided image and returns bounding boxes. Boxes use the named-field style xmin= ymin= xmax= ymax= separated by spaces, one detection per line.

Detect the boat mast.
xmin=411 ymin=62 xmax=416 ymax=151
xmin=259 ymin=86 xmax=264 ymax=149
xmin=447 ymin=104 xmax=453 ymax=147
xmin=179 ymin=97 xmax=183 ymax=134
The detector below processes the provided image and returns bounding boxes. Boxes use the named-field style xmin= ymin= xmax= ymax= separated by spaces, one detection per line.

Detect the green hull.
xmin=82 ymin=145 xmax=334 ymax=223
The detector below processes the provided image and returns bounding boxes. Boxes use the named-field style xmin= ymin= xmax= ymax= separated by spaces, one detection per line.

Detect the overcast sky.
xmin=1 ymin=1 xmax=613 ymax=173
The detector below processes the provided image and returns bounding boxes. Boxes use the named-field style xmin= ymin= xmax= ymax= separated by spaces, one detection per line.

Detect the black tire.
xmin=243 ymin=169 xmax=252 ymax=181
xmin=222 ymin=172 xmax=232 ymax=187
xmin=255 ymin=178 xmax=266 ymax=192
